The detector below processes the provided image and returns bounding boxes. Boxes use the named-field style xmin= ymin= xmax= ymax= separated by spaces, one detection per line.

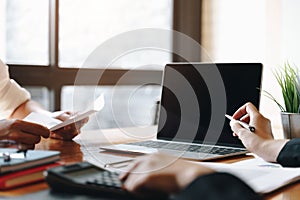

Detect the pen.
xmin=0 ymin=140 xmax=28 ymax=157
xmin=17 ymin=149 xmax=28 ymax=158
xmin=104 ymin=159 xmax=133 ymax=168
xmin=0 ymin=140 xmax=17 ymax=147
xmin=225 ymin=114 xmax=255 ymax=132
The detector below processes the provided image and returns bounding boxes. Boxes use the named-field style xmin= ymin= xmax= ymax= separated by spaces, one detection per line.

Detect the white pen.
xmin=225 ymin=114 xmax=255 ymax=132
xmin=104 ymin=159 xmax=133 ymax=168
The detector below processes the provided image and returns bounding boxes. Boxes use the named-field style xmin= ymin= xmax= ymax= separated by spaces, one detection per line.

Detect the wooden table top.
xmin=0 ymin=126 xmax=299 ymax=199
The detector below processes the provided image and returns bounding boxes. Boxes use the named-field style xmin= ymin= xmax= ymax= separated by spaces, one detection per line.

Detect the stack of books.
xmin=0 ymin=148 xmax=60 ymax=190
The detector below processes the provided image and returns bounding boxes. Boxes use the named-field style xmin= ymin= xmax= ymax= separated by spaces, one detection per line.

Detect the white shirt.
xmin=0 ymin=59 xmax=30 ymax=119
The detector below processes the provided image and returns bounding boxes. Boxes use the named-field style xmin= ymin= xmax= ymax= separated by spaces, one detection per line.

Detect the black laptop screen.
xmin=157 ymin=63 xmax=262 ymax=148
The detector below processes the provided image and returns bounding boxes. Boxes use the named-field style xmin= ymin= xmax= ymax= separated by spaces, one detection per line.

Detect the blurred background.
xmin=1 ymin=0 xmax=300 ymax=136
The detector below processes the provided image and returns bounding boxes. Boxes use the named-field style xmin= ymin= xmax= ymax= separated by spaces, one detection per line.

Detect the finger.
xmin=230 ymin=120 xmax=252 ymax=139
xmin=17 ymin=143 xmax=35 ymax=150
xmin=12 ymin=120 xmax=50 ymax=138
xmin=49 ymin=132 xmax=64 ymax=140
xmin=245 ymin=102 xmax=259 ymax=119
xmin=55 ymin=112 xmax=71 ymax=121
xmin=142 ymin=174 xmax=179 ymax=194
xmin=67 ymin=120 xmax=86 ymax=131
xmin=63 ymin=124 xmax=73 ymax=131
xmin=82 ymin=117 xmax=89 ymax=124
xmin=74 ymin=118 xmax=89 ymax=129
xmin=123 ymin=173 xmax=145 ymax=194
xmin=232 ymin=102 xmax=258 ymax=120
xmin=54 ymin=111 xmax=77 ymax=121
xmin=240 ymin=114 xmax=250 ymax=123
xmin=229 ymin=120 xmax=243 ymax=134
xmin=51 ymin=121 xmax=80 ymax=141
xmin=124 ymin=172 xmax=168 ymax=198
xmin=63 ymin=124 xmax=80 ymax=136
xmin=232 ymin=103 xmax=249 ymax=119
xmin=50 ymin=129 xmax=78 ymax=140
xmin=8 ymin=131 xmax=41 ymax=144
xmin=119 ymin=158 xmax=143 ymax=181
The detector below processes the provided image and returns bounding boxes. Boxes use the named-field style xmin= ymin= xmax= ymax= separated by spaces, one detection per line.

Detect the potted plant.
xmin=264 ymin=62 xmax=300 ymax=138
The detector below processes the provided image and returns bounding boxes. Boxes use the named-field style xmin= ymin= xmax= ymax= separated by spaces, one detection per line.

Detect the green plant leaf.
xmin=269 ymin=61 xmax=300 ymax=113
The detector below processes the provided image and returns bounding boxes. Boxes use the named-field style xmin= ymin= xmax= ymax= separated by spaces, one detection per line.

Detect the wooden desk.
xmin=1 ymin=126 xmax=299 ymax=199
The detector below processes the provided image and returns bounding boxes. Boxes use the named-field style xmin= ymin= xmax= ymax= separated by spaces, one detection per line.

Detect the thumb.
xmin=230 ymin=120 xmax=251 ymax=139
xmin=230 ymin=120 xmax=243 ymax=133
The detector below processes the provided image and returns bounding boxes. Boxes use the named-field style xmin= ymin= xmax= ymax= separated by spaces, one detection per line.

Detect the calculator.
xmin=45 ymin=162 xmax=131 ymax=198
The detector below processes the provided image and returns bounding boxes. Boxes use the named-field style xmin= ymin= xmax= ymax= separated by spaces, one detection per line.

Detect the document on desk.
xmin=83 ymin=151 xmax=133 ymax=172
xmin=197 ymin=158 xmax=300 ymax=194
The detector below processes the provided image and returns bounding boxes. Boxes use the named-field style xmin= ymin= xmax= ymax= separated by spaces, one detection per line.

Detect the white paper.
xmin=196 ymin=158 xmax=300 ymax=193
xmin=24 ymin=112 xmax=62 ymax=129
xmin=84 ymin=152 xmax=133 ymax=172
xmin=49 ymin=110 xmax=98 ymax=131
xmin=24 ymin=110 xmax=97 ymax=131
xmin=24 ymin=93 xmax=105 ymax=131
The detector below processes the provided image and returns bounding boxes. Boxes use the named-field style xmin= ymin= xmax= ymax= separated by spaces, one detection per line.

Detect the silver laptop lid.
xmin=157 ymin=63 xmax=262 ymax=148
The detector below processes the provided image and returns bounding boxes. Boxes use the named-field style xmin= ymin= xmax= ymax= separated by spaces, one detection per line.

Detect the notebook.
xmin=0 ymin=148 xmax=60 ymax=174
xmin=101 ymin=63 xmax=263 ymax=160
xmin=0 ymin=162 xmax=60 ymax=190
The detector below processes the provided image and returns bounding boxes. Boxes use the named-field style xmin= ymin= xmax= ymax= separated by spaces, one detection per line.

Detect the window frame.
xmin=8 ymin=0 xmax=202 ymax=111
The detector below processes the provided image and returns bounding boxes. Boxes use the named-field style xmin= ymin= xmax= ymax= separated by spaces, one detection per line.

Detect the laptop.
xmin=101 ymin=63 xmax=263 ymax=160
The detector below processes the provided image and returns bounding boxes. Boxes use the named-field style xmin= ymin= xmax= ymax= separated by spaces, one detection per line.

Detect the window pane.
xmin=202 ymin=0 xmax=300 ymax=138
xmin=1 ymin=0 xmax=49 ymax=64
xmin=202 ymin=0 xmax=265 ymax=62
xmin=25 ymin=87 xmax=50 ymax=110
xmin=62 ymin=85 xmax=161 ymax=129
xmin=59 ymin=0 xmax=173 ymax=69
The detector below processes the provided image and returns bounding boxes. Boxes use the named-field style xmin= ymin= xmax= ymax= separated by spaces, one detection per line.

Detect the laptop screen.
xmin=157 ymin=63 xmax=262 ymax=148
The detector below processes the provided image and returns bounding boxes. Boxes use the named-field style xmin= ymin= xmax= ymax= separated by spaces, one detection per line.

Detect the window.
xmin=2 ymin=0 xmax=202 ymax=129
xmin=202 ymin=0 xmax=300 ymax=138
xmin=59 ymin=0 xmax=173 ymax=69
xmin=1 ymin=0 xmax=49 ymax=64
xmin=25 ymin=87 xmax=50 ymax=110
xmin=62 ymin=85 xmax=161 ymax=129
xmin=202 ymin=0 xmax=265 ymax=63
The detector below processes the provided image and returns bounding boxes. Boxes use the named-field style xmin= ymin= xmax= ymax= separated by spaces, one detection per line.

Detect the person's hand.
xmin=230 ymin=102 xmax=288 ymax=162
xmin=119 ymin=153 xmax=214 ymax=198
xmin=49 ymin=111 xmax=88 ymax=140
xmin=232 ymin=102 xmax=273 ymax=140
xmin=0 ymin=119 xmax=50 ymax=149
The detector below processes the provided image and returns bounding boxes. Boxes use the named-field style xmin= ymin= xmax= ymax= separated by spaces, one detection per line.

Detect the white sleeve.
xmin=0 ymin=60 xmax=31 ymax=119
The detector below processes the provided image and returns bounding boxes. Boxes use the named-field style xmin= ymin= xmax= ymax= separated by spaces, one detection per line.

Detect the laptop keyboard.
xmin=126 ymin=141 xmax=245 ymax=155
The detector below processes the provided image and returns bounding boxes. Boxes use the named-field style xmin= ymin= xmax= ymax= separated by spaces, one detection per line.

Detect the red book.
xmin=0 ymin=162 xmax=60 ymax=190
